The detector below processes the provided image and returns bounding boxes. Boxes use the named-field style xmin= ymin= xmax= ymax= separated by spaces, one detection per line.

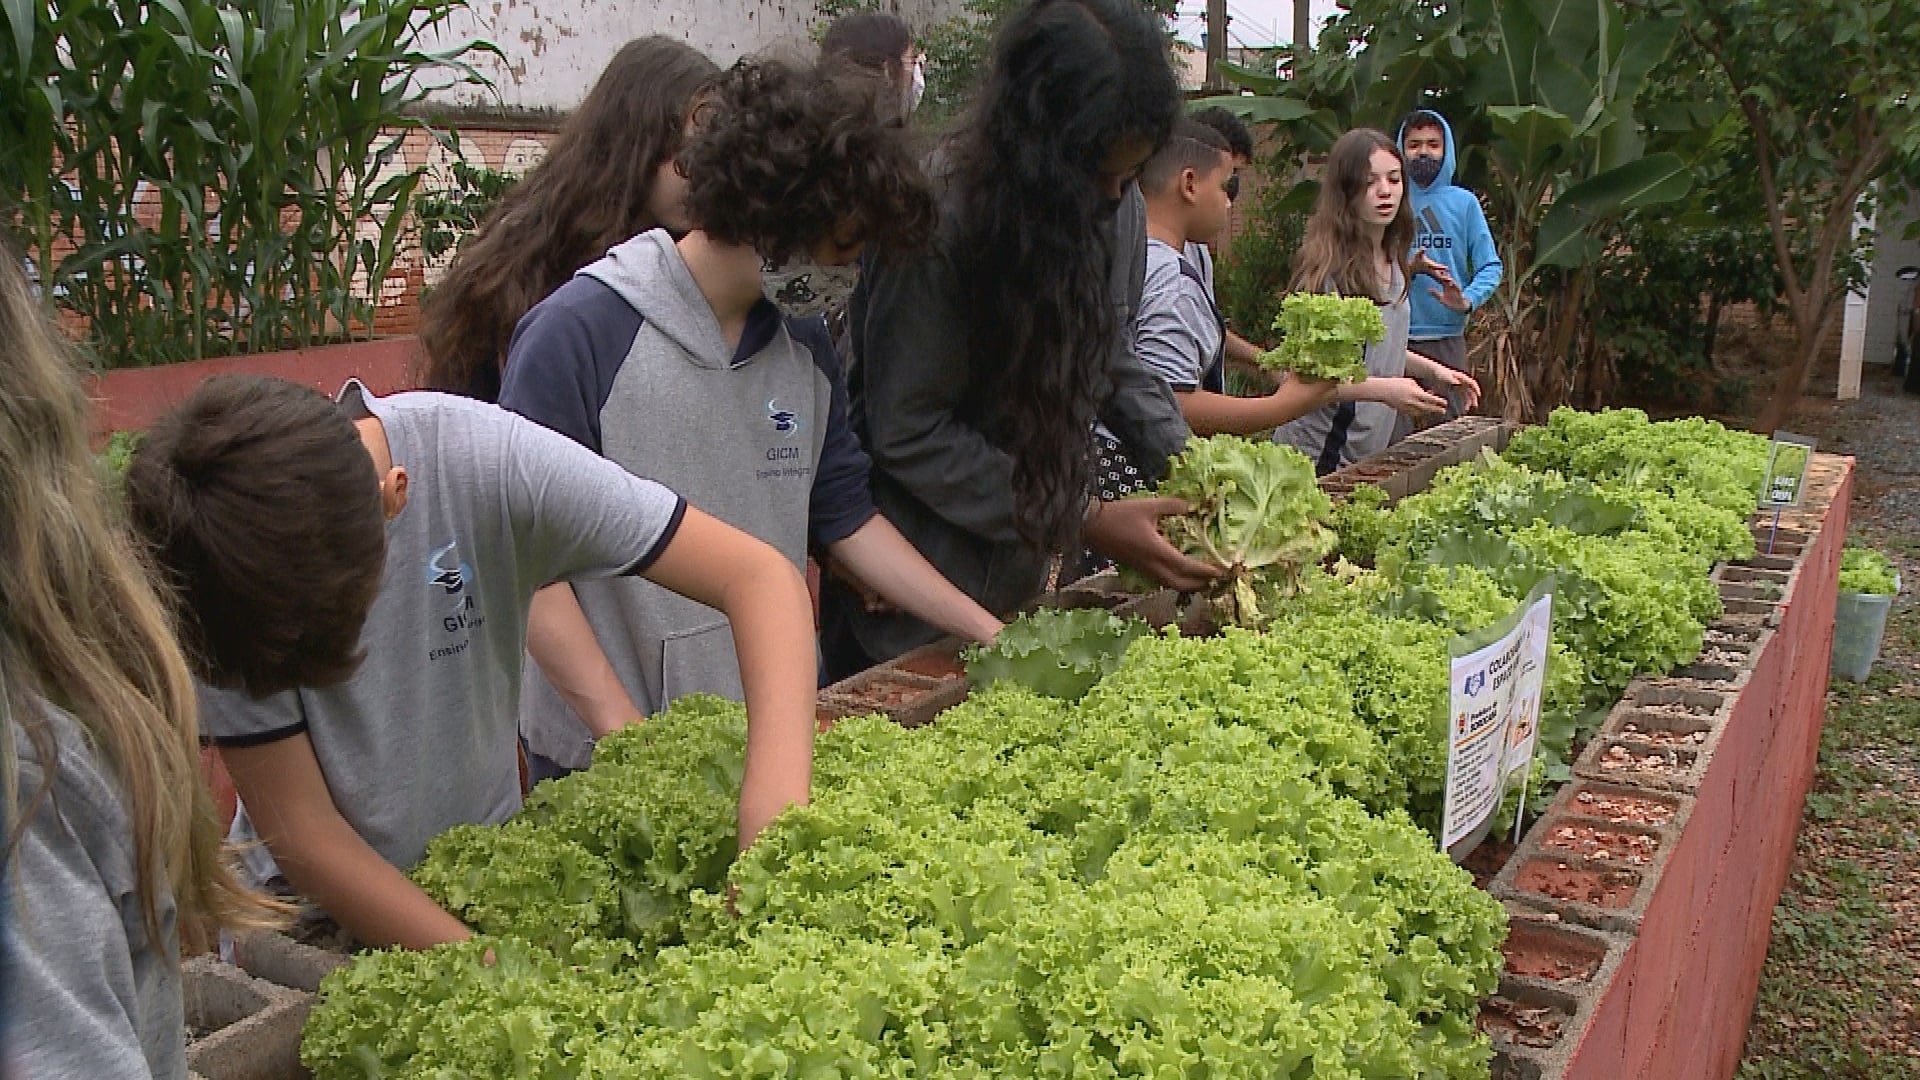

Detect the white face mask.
xmin=904 ymin=56 xmax=926 ymax=115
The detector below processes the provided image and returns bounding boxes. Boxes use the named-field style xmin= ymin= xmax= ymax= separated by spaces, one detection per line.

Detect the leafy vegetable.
xmin=1254 ymin=292 xmax=1387 ymax=382
xmin=309 ymin=406 xmax=1782 ymax=1080
xmin=1329 ymin=482 xmax=1391 ymax=565
xmin=963 ymin=607 xmax=1147 ymax=701
xmin=1143 ymin=435 xmax=1336 ymax=628
xmin=1839 ymin=546 xmax=1898 ymax=595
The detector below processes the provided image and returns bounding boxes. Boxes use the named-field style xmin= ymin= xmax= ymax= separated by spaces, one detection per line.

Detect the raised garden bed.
xmin=1467 ymin=451 xmax=1851 ymax=1079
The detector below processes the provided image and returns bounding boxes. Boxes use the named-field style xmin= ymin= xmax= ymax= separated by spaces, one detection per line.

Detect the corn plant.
xmin=0 ymin=0 xmax=494 ymax=368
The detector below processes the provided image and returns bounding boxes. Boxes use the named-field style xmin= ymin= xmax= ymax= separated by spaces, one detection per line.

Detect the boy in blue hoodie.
xmin=1400 ymin=109 xmax=1503 ymax=417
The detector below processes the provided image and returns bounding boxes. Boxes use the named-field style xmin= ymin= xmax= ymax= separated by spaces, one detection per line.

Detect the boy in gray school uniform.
xmin=501 ymin=56 xmax=1004 ymax=772
xmin=126 ymin=374 xmax=819 ymax=950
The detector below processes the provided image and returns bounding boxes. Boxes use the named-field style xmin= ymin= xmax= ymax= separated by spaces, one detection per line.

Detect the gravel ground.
xmin=1780 ymin=366 xmax=1920 ymax=536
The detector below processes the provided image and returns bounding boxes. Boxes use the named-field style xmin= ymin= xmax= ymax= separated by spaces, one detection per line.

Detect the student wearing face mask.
xmin=1398 ymin=109 xmax=1503 ymax=419
xmin=765 ymin=13 xmax=927 ymax=323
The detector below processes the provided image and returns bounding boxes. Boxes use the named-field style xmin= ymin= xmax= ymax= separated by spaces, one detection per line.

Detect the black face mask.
xmin=1407 ymin=155 xmax=1444 ymax=187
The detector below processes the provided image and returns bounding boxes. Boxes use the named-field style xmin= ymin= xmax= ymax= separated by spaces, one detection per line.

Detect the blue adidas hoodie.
xmin=1399 ymin=111 xmax=1504 ymax=342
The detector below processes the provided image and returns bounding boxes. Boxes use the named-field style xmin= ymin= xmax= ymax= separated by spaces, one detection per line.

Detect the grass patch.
xmin=1737 ymin=599 xmax=1920 ymax=1078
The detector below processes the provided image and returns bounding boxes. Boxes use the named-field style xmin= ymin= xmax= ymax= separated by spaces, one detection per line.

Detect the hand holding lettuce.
xmin=1255 ymin=293 xmax=1387 ymax=384
xmin=1126 ymin=436 xmax=1337 ymax=629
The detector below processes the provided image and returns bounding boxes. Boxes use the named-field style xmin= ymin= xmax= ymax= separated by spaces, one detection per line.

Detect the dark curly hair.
xmin=1190 ymin=105 xmax=1256 ymax=162
xmin=945 ymin=0 xmax=1182 ymax=549
xmin=416 ymin=38 xmax=719 ymax=402
xmin=679 ymin=58 xmax=936 ymax=269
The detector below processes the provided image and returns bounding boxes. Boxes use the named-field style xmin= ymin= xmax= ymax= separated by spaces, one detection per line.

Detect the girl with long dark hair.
xmin=415 ymin=37 xmax=720 ymax=402
xmin=822 ymin=0 xmax=1221 ymax=677
xmin=1273 ymin=128 xmax=1480 ymax=474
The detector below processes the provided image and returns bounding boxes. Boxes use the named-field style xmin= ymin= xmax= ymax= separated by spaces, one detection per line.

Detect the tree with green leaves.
xmin=1638 ymin=0 xmax=1920 ymax=431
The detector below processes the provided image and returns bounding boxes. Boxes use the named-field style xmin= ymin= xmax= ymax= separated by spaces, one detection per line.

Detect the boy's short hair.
xmin=680 ymin=57 xmax=937 ymax=268
xmin=126 ymin=375 xmax=387 ymax=698
xmin=1140 ymin=118 xmax=1232 ymax=198
xmin=1402 ymin=109 xmax=1446 ymax=140
xmin=1189 ymin=106 xmax=1255 ymax=162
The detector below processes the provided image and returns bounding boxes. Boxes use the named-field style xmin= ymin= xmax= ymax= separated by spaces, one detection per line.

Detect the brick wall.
xmin=32 ymin=123 xmax=560 ymax=345
xmin=366 ymin=124 xmax=559 ymax=337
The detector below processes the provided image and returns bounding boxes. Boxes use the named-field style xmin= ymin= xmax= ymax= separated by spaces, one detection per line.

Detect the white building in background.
xmin=422 ymin=0 xmax=969 ymax=113
xmin=1861 ymin=194 xmax=1920 ymax=373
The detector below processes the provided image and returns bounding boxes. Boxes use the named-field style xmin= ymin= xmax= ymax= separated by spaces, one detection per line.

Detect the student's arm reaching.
xmin=1177 ymin=375 xmax=1340 ymax=436
xmin=526 ymin=583 xmax=642 ymax=738
xmin=222 ymin=735 xmax=473 ymax=950
xmin=638 ymin=506 xmax=816 ymax=848
xmin=824 ymin=517 xmax=1005 ymax=644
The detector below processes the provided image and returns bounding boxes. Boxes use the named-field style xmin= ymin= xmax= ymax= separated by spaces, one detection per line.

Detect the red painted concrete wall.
xmin=87 ymin=336 xmax=420 ymax=442
xmin=1563 ymin=464 xmax=1850 ymax=1080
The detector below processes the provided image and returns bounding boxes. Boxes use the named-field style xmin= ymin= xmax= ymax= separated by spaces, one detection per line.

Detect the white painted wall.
xmin=1863 ymin=192 xmax=1920 ymax=370
xmin=423 ymin=0 xmax=970 ymax=112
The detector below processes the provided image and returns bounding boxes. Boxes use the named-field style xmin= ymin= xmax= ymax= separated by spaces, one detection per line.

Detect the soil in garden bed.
xmin=838 ymin=677 xmax=931 ymax=711
xmin=1503 ymin=921 xmax=1607 ymax=983
xmin=1571 ymin=787 xmax=1677 ymax=827
xmin=1478 ymin=995 xmax=1568 ymax=1049
xmin=1462 ymin=839 xmax=1517 ymax=889
xmin=1542 ymin=823 xmax=1660 ymax=867
xmin=1514 ymin=860 xmax=1642 ymax=909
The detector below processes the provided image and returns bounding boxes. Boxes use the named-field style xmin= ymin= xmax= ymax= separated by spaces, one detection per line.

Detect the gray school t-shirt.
xmin=1273 ymin=268 xmax=1412 ymax=473
xmin=200 ymin=382 xmax=685 ymax=884
xmin=8 ymin=697 xmax=186 ymax=1080
xmin=1137 ymin=239 xmax=1224 ymax=392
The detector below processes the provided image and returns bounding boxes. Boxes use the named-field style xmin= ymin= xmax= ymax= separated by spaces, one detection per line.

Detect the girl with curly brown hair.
xmin=498 ymin=56 xmax=1004 ymax=781
xmin=820 ymin=0 xmax=1225 ymax=680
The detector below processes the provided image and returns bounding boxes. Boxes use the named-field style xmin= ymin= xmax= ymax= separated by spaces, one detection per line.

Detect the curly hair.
xmin=679 ymin=57 xmax=936 ymax=269
xmin=1190 ymin=105 xmax=1256 ymax=162
xmin=416 ymin=38 xmax=719 ymax=402
xmin=943 ymin=0 xmax=1182 ymax=549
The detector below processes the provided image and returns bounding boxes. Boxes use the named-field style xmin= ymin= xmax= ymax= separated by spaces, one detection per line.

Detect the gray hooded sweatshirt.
xmin=500 ymin=229 xmax=877 ymax=769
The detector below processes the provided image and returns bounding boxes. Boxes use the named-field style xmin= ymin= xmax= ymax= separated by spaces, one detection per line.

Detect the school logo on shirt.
xmin=426 ymin=541 xmax=471 ymax=596
xmin=767 ymin=397 xmax=799 ymax=437
xmin=426 ymin=541 xmax=484 ymax=658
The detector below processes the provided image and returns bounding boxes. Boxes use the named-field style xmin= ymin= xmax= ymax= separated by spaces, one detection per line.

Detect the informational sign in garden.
xmin=1443 ymin=580 xmax=1554 ymax=855
xmin=1759 ymin=432 xmax=1817 ymax=511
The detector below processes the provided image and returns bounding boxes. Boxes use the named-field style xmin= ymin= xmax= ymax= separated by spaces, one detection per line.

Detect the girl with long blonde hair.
xmin=1273 ymin=127 xmax=1482 ymax=474
xmin=0 ymin=239 xmax=282 ymax=1078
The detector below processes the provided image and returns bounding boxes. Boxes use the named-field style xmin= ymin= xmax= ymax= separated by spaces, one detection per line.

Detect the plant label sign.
xmin=1760 ymin=433 xmax=1816 ymax=510
xmin=1443 ymin=580 xmax=1554 ymax=856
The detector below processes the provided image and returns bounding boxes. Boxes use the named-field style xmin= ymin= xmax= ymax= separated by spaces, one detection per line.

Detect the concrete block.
xmin=821 ymin=668 xmax=961 ymax=729
xmin=1484 ymin=900 xmax=1636 ymax=1080
xmin=228 ymin=930 xmax=349 ymax=996
xmin=183 ymin=955 xmax=310 ymax=1080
